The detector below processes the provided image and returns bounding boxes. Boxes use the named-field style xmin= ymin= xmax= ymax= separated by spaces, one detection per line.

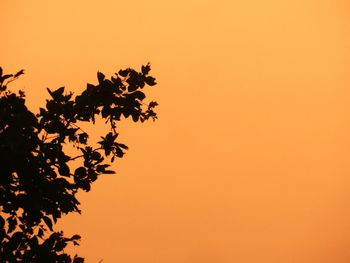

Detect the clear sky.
xmin=1 ymin=0 xmax=350 ymax=262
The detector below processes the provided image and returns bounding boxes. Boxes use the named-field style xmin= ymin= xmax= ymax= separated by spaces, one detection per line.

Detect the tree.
xmin=0 ymin=65 xmax=158 ymax=262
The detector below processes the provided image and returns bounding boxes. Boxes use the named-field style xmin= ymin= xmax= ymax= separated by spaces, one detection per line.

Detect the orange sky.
xmin=1 ymin=0 xmax=350 ymax=262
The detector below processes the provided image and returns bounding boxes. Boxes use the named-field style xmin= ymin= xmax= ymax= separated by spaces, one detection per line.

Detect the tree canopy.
xmin=0 ymin=65 xmax=157 ymax=262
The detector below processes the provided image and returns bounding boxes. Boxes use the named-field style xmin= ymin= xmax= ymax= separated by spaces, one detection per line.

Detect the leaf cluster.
xmin=0 ymin=65 xmax=157 ymax=261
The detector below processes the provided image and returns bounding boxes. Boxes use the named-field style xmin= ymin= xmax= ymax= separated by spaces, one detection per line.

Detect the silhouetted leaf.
xmin=71 ymin=234 xmax=81 ymax=240
xmin=74 ymin=167 xmax=87 ymax=178
xmin=47 ymin=87 xmax=65 ymax=102
xmin=145 ymin=76 xmax=156 ymax=86
xmin=117 ymin=143 xmax=128 ymax=150
xmin=132 ymin=111 xmax=139 ymax=122
xmin=58 ymin=163 xmax=70 ymax=177
xmin=118 ymin=69 xmax=129 ymax=77
xmin=101 ymin=105 xmax=111 ymax=118
xmin=7 ymin=217 xmax=17 ymax=233
xmin=103 ymin=170 xmax=115 ymax=174
xmin=10 ymin=232 xmax=23 ymax=248
xmin=43 ymin=216 xmax=53 ymax=231
xmin=80 ymin=181 xmax=90 ymax=191
xmin=30 ymin=236 xmax=39 ymax=248
xmin=96 ymin=164 xmax=109 ymax=172
xmin=130 ymin=91 xmax=145 ymax=101
xmin=54 ymin=239 xmax=67 ymax=251
xmin=97 ymin=72 xmax=105 ymax=83
xmin=149 ymin=101 xmax=158 ymax=108
xmin=73 ymin=256 xmax=84 ymax=263
xmin=115 ymin=146 xmax=124 ymax=158
xmin=19 ymin=90 xmax=25 ymax=97
xmin=78 ymin=133 xmax=88 ymax=144
xmin=92 ymin=151 xmax=101 ymax=160
xmin=14 ymin=69 xmax=25 ymax=78
xmin=38 ymin=228 xmax=44 ymax=238
xmin=128 ymin=84 xmax=138 ymax=92
xmin=141 ymin=63 xmax=151 ymax=75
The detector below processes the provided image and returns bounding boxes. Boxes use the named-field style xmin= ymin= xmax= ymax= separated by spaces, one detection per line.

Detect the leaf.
xmin=104 ymin=170 xmax=116 ymax=174
xmin=73 ymin=256 xmax=85 ymax=263
xmin=14 ymin=69 xmax=25 ymax=78
xmin=19 ymin=90 xmax=25 ymax=97
xmin=43 ymin=232 xmax=59 ymax=249
xmin=132 ymin=111 xmax=139 ymax=122
xmin=101 ymin=105 xmax=111 ymax=118
xmin=7 ymin=217 xmax=17 ymax=233
xmin=96 ymin=164 xmax=110 ymax=173
xmin=111 ymin=75 xmax=122 ymax=86
xmin=149 ymin=101 xmax=158 ymax=108
xmin=43 ymin=216 xmax=53 ymax=231
xmin=141 ymin=63 xmax=151 ymax=75
xmin=71 ymin=234 xmax=81 ymax=240
xmin=38 ymin=228 xmax=44 ymax=238
xmin=130 ymin=91 xmax=145 ymax=101
xmin=115 ymin=146 xmax=124 ymax=158
xmin=78 ymin=133 xmax=88 ymax=144
xmin=118 ymin=69 xmax=129 ymax=77
xmin=80 ymin=181 xmax=91 ymax=191
xmin=117 ymin=143 xmax=128 ymax=150
xmin=97 ymin=71 xmax=105 ymax=83
xmin=10 ymin=232 xmax=23 ymax=248
xmin=145 ymin=76 xmax=156 ymax=86
xmin=68 ymin=128 xmax=79 ymax=141
xmin=91 ymin=151 xmax=101 ymax=160
xmin=30 ymin=236 xmax=39 ymax=248
xmin=47 ymin=87 xmax=65 ymax=100
xmin=86 ymin=83 xmax=95 ymax=91
xmin=58 ymin=163 xmax=70 ymax=177
xmin=54 ymin=239 xmax=67 ymax=251
xmin=74 ymin=167 xmax=87 ymax=178
xmin=128 ymin=84 xmax=138 ymax=92
xmin=122 ymin=109 xmax=131 ymax=118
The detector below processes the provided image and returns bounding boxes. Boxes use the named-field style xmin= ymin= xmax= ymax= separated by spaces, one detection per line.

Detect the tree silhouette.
xmin=0 ymin=65 xmax=157 ymax=262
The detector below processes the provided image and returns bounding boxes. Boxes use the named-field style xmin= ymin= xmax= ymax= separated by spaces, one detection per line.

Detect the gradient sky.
xmin=1 ymin=0 xmax=350 ymax=262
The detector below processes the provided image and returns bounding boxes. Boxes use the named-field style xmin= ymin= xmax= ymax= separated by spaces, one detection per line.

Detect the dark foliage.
xmin=0 ymin=65 xmax=157 ymax=262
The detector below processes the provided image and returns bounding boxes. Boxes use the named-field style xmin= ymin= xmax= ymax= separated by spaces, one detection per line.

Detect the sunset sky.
xmin=1 ymin=0 xmax=350 ymax=262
